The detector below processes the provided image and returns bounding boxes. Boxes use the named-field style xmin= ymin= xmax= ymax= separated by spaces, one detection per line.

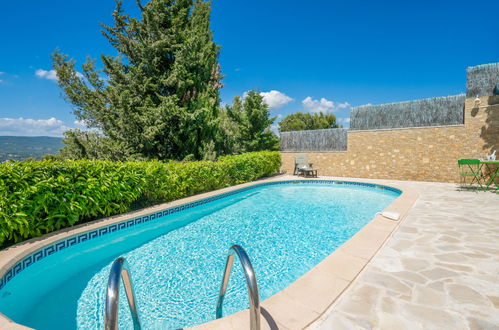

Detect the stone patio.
xmin=309 ymin=178 xmax=499 ymax=330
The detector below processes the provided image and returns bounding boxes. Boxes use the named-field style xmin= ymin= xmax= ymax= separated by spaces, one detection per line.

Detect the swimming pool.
xmin=0 ymin=180 xmax=400 ymax=329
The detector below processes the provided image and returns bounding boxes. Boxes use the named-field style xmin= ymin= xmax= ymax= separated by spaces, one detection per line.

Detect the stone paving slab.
xmin=309 ymin=179 xmax=499 ymax=330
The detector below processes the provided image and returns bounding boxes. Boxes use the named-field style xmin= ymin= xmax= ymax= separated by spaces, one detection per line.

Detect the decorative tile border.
xmin=0 ymin=180 xmax=401 ymax=291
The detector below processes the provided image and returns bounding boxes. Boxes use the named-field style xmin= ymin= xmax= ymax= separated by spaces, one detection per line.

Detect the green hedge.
xmin=0 ymin=151 xmax=281 ymax=246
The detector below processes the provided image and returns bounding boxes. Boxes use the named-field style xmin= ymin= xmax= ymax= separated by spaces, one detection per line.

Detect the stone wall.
xmin=281 ymin=96 xmax=499 ymax=182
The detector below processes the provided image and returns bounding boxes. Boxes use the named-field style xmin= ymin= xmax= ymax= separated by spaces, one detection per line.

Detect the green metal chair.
xmin=458 ymin=159 xmax=483 ymax=190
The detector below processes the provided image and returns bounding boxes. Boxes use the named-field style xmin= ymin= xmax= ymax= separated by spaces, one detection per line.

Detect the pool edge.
xmin=0 ymin=175 xmax=418 ymax=329
xmin=187 ymin=177 xmax=419 ymax=330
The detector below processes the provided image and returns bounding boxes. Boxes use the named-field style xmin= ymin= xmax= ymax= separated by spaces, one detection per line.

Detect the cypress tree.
xmin=53 ymin=0 xmax=222 ymax=160
xmin=222 ymin=91 xmax=280 ymax=152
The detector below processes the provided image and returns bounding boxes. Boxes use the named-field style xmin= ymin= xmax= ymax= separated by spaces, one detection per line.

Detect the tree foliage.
xmin=59 ymin=129 xmax=135 ymax=161
xmin=53 ymin=0 xmax=222 ymax=160
xmin=218 ymin=90 xmax=279 ymax=153
xmin=278 ymin=112 xmax=341 ymax=132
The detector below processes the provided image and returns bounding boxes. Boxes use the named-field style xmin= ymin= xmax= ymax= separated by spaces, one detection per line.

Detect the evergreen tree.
xmin=278 ymin=112 xmax=341 ymax=132
xmin=221 ymin=91 xmax=279 ymax=152
xmin=53 ymin=0 xmax=222 ymax=160
xmin=216 ymin=102 xmax=244 ymax=155
xmin=59 ymin=129 xmax=134 ymax=160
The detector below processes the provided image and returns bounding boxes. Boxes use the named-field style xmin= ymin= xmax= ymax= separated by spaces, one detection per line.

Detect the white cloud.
xmin=35 ymin=69 xmax=84 ymax=82
xmin=302 ymin=96 xmax=351 ymax=113
xmin=35 ymin=69 xmax=59 ymax=81
xmin=0 ymin=117 xmax=71 ymax=137
xmin=260 ymin=90 xmax=293 ymax=110
xmin=74 ymin=119 xmax=89 ymax=127
xmin=337 ymin=117 xmax=351 ymax=124
xmin=74 ymin=119 xmax=101 ymax=133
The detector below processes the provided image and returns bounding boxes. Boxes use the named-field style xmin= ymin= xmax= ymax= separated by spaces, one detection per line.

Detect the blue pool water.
xmin=0 ymin=182 xmax=399 ymax=329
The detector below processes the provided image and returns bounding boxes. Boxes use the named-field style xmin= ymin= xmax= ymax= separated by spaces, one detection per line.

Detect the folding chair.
xmin=458 ymin=159 xmax=483 ymax=191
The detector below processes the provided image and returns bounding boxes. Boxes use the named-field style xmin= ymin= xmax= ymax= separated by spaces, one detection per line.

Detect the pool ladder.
xmin=104 ymin=257 xmax=141 ymax=330
xmin=104 ymin=245 xmax=261 ymax=330
xmin=216 ymin=244 xmax=261 ymax=330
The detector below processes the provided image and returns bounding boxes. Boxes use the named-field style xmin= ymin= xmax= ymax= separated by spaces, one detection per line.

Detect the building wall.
xmin=281 ymin=96 xmax=499 ymax=182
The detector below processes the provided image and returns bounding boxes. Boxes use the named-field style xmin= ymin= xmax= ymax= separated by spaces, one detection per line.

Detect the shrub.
xmin=0 ymin=151 xmax=281 ymax=246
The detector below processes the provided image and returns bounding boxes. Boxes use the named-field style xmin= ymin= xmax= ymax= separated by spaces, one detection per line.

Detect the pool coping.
xmin=186 ymin=177 xmax=419 ymax=330
xmin=0 ymin=175 xmax=418 ymax=330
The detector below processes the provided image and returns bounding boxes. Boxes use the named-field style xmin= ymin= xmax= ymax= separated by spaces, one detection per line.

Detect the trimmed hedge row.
xmin=0 ymin=151 xmax=281 ymax=246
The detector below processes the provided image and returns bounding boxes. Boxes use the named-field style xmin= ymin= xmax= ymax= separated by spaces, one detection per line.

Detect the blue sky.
xmin=0 ymin=0 xmax=498 ymax=136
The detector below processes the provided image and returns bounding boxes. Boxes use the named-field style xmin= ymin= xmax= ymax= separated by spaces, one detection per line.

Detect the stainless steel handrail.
xmin=104 ymin=257 xmax=141 ymax=330
xmin=216 ymin=245 xmax=261 ymax=330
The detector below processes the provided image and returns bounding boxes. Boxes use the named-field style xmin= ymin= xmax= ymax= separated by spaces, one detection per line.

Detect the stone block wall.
xmin=281 ymin=96 xmax=499 ymax=182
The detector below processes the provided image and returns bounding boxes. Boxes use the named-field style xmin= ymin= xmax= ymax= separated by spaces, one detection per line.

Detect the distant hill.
xmin=0 ymin=136 xmax=64 ymax=162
